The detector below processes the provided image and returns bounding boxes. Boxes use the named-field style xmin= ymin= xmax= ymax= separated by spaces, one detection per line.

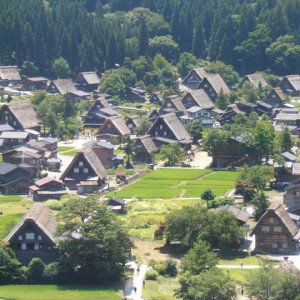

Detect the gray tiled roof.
xmin=0 ymin=162 xmax=18 ymax=175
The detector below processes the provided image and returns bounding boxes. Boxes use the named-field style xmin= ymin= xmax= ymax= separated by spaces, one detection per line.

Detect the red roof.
xmin=79 ymin=181 xmax=98 ymax=186
xmin=34 ymin=176 xmax=61 ymax=187
xmin=29 ymin=185 xmax=40 ymax=191
xmin=115 ymin=172 xmax=126 ymax=176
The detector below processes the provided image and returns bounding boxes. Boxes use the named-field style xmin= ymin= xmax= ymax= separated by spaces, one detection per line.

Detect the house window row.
xmin=18 ymin=233 xmax=42 ymax=240
xmin=261 ymin=226 xmax=282 ymax=232
xmin=74 ymin=168 xmax=89 ymax=173
xmin=18 ymin=242 xmax=52 ymax=251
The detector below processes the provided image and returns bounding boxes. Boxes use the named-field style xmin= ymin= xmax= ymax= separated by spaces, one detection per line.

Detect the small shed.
xmin=47 ymin=158 xmax=62 ymax=171
xmin=116 ymin=171 xmax=126 ymax=182
xmin=77 ymin=180 xmax=99 ymax=195
xmin=107 ymin=196 xmax=127 ymax=214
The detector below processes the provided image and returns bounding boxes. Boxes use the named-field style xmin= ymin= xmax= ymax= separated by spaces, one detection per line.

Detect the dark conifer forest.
xmin=2 ymin=0 xmax=300 ymax=76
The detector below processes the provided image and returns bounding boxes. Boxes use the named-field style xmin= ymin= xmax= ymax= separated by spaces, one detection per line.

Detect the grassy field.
xmin=219 ymin=256 xmax=260 ymax=266
xmin=0 ymin=285 xmax=120 ymax=300
xmin=109 ymin=169 xmax=238 ymax=199
xmin=0 ymin=196 xmax=33 ymax=238
xmin=121 ymin=199 xmax=203 ymax=240
xmin=143 ymin=278 xmax=178 ymax=300
xmin=222 ymin=268 xmax=255 ymax=284
xmin=58 ymin=146 xmax=76 ymax=152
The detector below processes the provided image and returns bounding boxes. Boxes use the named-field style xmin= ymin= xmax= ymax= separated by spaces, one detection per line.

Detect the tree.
xmin=56 ymin=194 xmax=131 ymax=283
xmin=281 ymin=126 xmax=293 ymax=152
xmin=216 ymin=89 xmax=230 ymax=110
xmin=177 ymin=52 xmax=198 ymax=78
xmin=160 ymin=143 xmax=183 ymax=166
xmin=186 ymin=119 xmax=203 ymax=143
xmin=177 ymin=268 xmax=236 ymax=300
xmin=138 ymin=18 xmax=149 ymax=56
xmin=27 ymin=258 xmax=45 ymax=283
xmin=181 ymin=239 xmax=218 ymax=275
xmin=203 ymin=129 xmax=229 ymax=154
xmin=134 ymin=117 xmax=151 ymax=136
xmin=53 ymin=57 xmax=70 ymax=79
xmin=252 ymin=191 xmax=269 ymax=221
xmin=99 ymin=72 xmax=126 ymax=99
xmin=235 ymin=180 xmax=256 ymax=202
xmin=201 ymin=189 xmax=215 ymax=207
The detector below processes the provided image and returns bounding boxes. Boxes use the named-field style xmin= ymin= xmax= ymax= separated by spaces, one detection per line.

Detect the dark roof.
xmin=281 ymin=75 xmax=300 ymax=92
xmin=251 ymin=203 xmax=299 ymax=239
xmin=5 ymin=203 xmax=57 ymax=244
xmin=165 ymin=95 xmax=186 ymax=112
xmin=0 ymin=162 xmax=18 ymax=175
xmin=0 ymin=66 xmax=21 ymax=81
xmin=184 ymin=89 xmax=214 ymax=109
xmin=4 ymin=101 xmax=40 ymax=129
xmin=214 ymin=205 xmax=250 ymax=223
xmin=39 ymin=137 xmax=58 ymax=144
xmin=257 ymin=101 xmax=273 ymax=109
xmin=135 ymin=135 xmax=158 ymax=154
xmin=241 ymin=74 xmax=269 ymax=88
xmin=107 ymin=196 xmax=126 ymax=205
xmin=34 ymin=176 xmax=63 ymax=187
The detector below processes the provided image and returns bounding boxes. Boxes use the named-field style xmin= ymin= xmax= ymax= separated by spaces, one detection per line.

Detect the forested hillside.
xmin=1 ymin=0 xmax=300 ymax=77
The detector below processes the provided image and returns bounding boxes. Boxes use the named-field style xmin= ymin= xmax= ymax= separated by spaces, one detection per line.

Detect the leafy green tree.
xmin=160 ymin=143 xmax=183 ymax=166
xmin=99 ymin=72 xmax=126 ymax=99
xmin=203 ymin=129 xmax=229 ymax=154
xmin=53 ymin=57 xmax=70 ymax=79
xmin=138 ymin=18 xmax=149 ymax=56
xmin=186 ymin=119 xmax=203 ymax=143
xmin=235 ymin=180 xmax=256 ymax=202
xmin=27 ymin=258 xmax=45 ymax=283
xmin=177 ymin=268 xmax=236 ymax=300
xmin=56 ymin=194 xmax=131 ymax=283
xmin=201 ymin=189 xmax=216 ymax=207
xmin=134 ymin=117 xmax=151 ymax=136
xmin=176 ymin=52 xmax=198 ymax=78
xmin=181 ymin=239 xmax=218 ymax=275
xmin=252 ymin=191 xmax=269 ymax=221
xmin=281 ymin=126 xmax=293 ymax=152
xmin=152 ymin=54 xmax=172 ymax=72
xmin=216 ymin=89 xmax=230 ymax=110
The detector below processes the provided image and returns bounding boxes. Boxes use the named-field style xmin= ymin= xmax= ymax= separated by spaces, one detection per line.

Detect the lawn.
xmin=61 ymin=149 xmax=78 ymax=157
xmin=0 ymin=195 xmax=22 ymax=202
xmin=58 ymin=146 xmax=76 ymax=153
xmin=0 ymin=285 xmax=120 ymax=300
xmin=109 ymin=169 xmax=237 ymax=199
xmin=219 ymin=256 xmax=260 ymax=266
xmin=222 ymin=268 xmax=255 ymax=284
xmin=121 ymin=199 xmax=203 ymax=240
xmin=143 ymin=278 xmax=178 ymax=300
xmin=0 ymin=213 xmax=24 ymax=238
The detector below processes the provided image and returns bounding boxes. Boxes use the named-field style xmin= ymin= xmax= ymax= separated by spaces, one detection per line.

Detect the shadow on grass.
xmin=154 ymin=243 xmax=187 ymax=259
xmin=57 ymin=285 xmax=117 ymax=291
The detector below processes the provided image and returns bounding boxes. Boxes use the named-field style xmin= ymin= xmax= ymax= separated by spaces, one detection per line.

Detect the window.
xmin=272 ymin=242 xmax=278 ymax=248
xmin=38 ymin=235 xmax=42 ymax=241
xmin=269 ymin=217 xmax=274 ymax=223
xmin=282 ymin=243 xmax=288 ymax=249
xmin=262 ymin=226 xmax=270 ymax=232
xmin=34 ymin=243 xmax=39 ymax=250
xmin=13 ymin=121 xmax=17 ymax=126
xmin=83 ymin=168 xmax=89 ymax=173
xmin=39 ymin=243 xmax=43 ymax=249
xmin=155 ymin=131 xmax=158 ymax=136
xmin=74 ymin=168 xmax=79 ymax=173
xmin=79 ymin=161 xmax=83 ymax=167
xmin=26 ymin=233 xmax=34 ymax=240
xmin=18 ymin=235 xmax=22 ymax=241
xmin=160 ymin=125 xmax=163 ymax=129
xmin=274 ymin=226 xmax=282 ymax=232
xmin=21 ymin=243 xmax=26 ymax=250
xmin=164 ymin=131 xmax=167 ymax=136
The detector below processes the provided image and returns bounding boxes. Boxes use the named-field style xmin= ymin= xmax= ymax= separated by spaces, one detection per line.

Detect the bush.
xmin=45 ymin=200 xmax=63 ymax=210
xmin=154 ymin=260 xmax=177 ymax=277
xmin=43 ymin=262 xmax=60 ymax=283
xmin=145 ymin=269 xmax=159 ymax=280
xmin=27 ymin=258 xmax=45 ymax=283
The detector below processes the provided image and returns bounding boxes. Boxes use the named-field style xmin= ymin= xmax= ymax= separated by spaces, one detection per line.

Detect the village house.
xmin=5 ymin=203 xmax=58 ymax=264
xmin=254 ymin=101 xmax=273 ymax=117
xmin=74 ymin=71 xmax=101 ymax=92
xmin=272 ymin=162 xmax=300 ymax=189
xmin=125 ymin=116 xmax=141 ymax=133
xmin=181 ymin=89 xmax=214 ymax=110
xmin=283 ymin=177 xmax=300 ymax=214
xmin=67 ymin=90 xmax=91 ymax=102
xmin=133 ymin=135 xmax=157 ymax=164
xmin=0 ymin=162 xmax=33 ymax=194
xmin=0 ymin=101 xmax=40 ymax=131
xmin=94 ymin=92 xmax=115 ymax=105
xmin=0 ymin=131 xmax=30 ymax=150
xmin=28 ymin=177 xmax=68 ymax=201
xmin=239 ymin=74 xmax=269 ymax=89
xmin=273 ymin=108 xmax=300 ymax=128
xmin=180 ymin=67 xmax=209 ymax=91
xmin=97 ymin=116 xmax=131 ymax=143
xmin=266 ymin=88 xmax=287 ymax=107
xmin=106 ymin=196 xmax=127 ymax=214
xmin=149 ymin=92 xmax=163 ymax=104
xmin=0 ymin=66 xmax=21 ymax=86
xmin=159 ymin=95 xmax=186 ymax=116
xmin=214 ymin=205 xmax=250 ymax=227
xmin=23 ymin=77 xmax=48 ymax=91
xmin=146 ymin=108 xmax=160 ymax=123
xmin=250 ymin=203 xmax=300 ymax=253
xmin=46 ymin=79 xmax=77 ymax=95
xmin=60 ymin=146 xmax=107 ymax=191
xmin=147 ymin=113 xmax=192 ymax=149
xmin=197 ymin=74 xmax=231 ymax=102
xmin=278 ymin=75 xmax=300 ymax=96
xmin=128 ymin=87 xmax=147 ymax=103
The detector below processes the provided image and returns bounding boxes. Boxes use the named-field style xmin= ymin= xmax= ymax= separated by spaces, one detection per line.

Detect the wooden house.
xmin=181 ymin=89 xmax=214 ymax=110
xmin=266 ymin=88 xmax=287 ymax=107
xmin=5 ymin=203 xmax=58 ymax=264
xmin=255 ymin=101 xmax=273 ymax=117
xmin=181 ymin=68 xmax=209 ymax=91
xmin=284 ymin=178 xmax=300 ymax=213
xmin=46 ymin=158 xmax=61 ymax=171
xmin=149 ymin=92 xmax=163 ymax=104
xmin=133 ymin=135 xmax=157 ymax=164
xmin=0 ymin=101 xmax=40 ymax=131
xmin=0 ymin=66 xmax=21 ymax=86
xmin=0 ymin=162 xmax=32 ymax=194
xmin=74 ymin=72 xmax=101 ymax=92
xmin=23 ymin=77 xmax=48 ymax=91
xmin=278 ymin=75 xmax=300 ymax=96
xmin=0 ymin=131 xmax=30 ymax=150
xmin=60 ymin=146 xmax=107 ymax=191
xmin=159 ymin=95 xmax=186 ymax=116
xmin=128 ymin=87 xmax=146 ymax=103
xmin=147 ymin=113 xmax=192 ymax=149
xmin=28 ymin=177 xmax=68 ymax=201
xmin=239 ymin=74 xmax=269 ymax=89
xmin=186 ymin=106 xmax=213 ymax=126
xmin=197 ymin=74 xmax=231 ymax=102
xmin=97 ymin=116 xmax=131 ymax=143
xmin=9 ymin=151 xmax=42 ymax=170
xmin=125 ymin=116 xmax=141 ymax=133
xmin=106 ymin=196 xmax=127 ymax=214
xmin=214 ymin=205 xmax=250 ymax=227
xmin=250 ymin=203 xmax=300 ymax=253
xmin=146 ymin=108 xmax=160 ymax=123
xmin=46 ymin=79 xmax=77 ymax=95
xmin=67 ymin=90 xmax=91 ymax=102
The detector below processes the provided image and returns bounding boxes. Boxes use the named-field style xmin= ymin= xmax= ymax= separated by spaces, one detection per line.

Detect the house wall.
xmin=267 ymin=91 xmax=283 ymax=107
xmin=0 ymin=106 xmax=23 ymax=130
xmin=182 ymin=94 xmax=197 ymax=109
xmin=279 ymin=78 xmax=299 ymax=96
xmin=148 ymin=118 xmax=177 ymax=141
xmin=181 ymin=70 xmax=203 ymax=90
xmin=284 ymin=186 xmax=300 ymax=210
xmin=254 ymin=211 xmax=298 ymax=253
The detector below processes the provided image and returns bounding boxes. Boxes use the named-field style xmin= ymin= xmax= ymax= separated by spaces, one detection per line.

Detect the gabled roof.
xmin=280 ymin=75 xmax=300 ymax=92
xmin=183 ymin=89 xmax=214 ymax=109
xmin=241 ymin=74 xmax=269 ymax=88
xmin=182 ymin=68 xmax=209 ymax=85
xmin=164 ymin=95 xmax=186 ymax=112
xmin=5 ymin=203 xmax=57 ymax=244
xmin=214 ymin=205 xmax=250 ymax=223
xmin=0 ymin=162 xmax=18 ymax=175
xmin=202 ymin=74 xmax=231 ymax=95
xmin=48 ymin=79 xmax=77 ymax=95
xmin=60 ymin=147 xmax=107 ymax=181
xmin=270 ymin=88 xmax=287 ymax=101
xmin=251 ymin=203 xmax=299 ymax=239
xmin=107 ymin=196 xmax=126 ymax=205
xmin=281 ymin=151 xmax=297 ymax=162
xmin=2 ymin=101 xmax=40 ymax=129
xmin=100 ymin=117 xmax=131 ymax=136
xmin=76 ymin=72 xmax=100 ymax=85
xmin=0 ymin=66 xmax=21 ymax=81
xmin=134 ymin=135 xmax=157 ymax=154
xmin=0 ymin=131 xmax=29 ymax=139
xmin=34 ymin=176 xmax=63 ymax=187
xmin=126 ymin=115 xmax=141 ymax=127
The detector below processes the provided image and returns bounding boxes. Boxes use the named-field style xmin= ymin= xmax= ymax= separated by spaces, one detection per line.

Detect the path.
xmin=124 ymin=262 xmax=148 ymax=300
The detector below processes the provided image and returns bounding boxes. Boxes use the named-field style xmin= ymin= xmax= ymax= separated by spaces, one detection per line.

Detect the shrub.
xmin=45 ymin=200 xmax=63 ymax=211
xmin=154 ymin=260 xmax=177 ymax=277
xmin=27 ymin=258 xmax=45 ymax=283
xmin=43 ymin=262 xmax=60 ymax=283
xmin=145 ymin=269 xmax=159 ymax=280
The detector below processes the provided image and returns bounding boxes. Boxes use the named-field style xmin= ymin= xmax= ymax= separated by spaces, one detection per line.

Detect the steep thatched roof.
xmin=203 ymin=74 xmax=231 ymax=95
xmin=75 ymin=72 xmax=100 ymax=85
xmin=49 ymin=79 xmax=77 ymax=95
xmin=0 ymin=66 xmax=21 ymax=81
xmin=183 ymin=89 xmax=214 ymax=109
xmin=241 ymin=74 xmax=269 ymax=88
xmin=135 ymin=135 xmax=158 ymax=154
